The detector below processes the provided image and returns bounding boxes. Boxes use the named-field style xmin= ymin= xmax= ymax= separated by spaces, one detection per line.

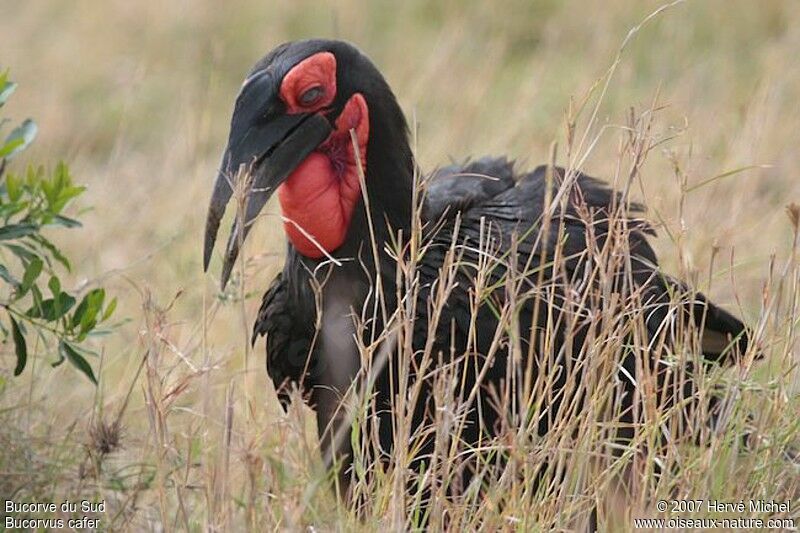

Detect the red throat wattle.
xmin=275 ymin=53 xmax=368 ymax=259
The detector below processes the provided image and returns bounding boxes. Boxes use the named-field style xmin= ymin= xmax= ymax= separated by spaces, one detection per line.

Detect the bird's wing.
xmin=252 ymin=272 xmax=316 ymax=410
xmin=420 ymin=158 xmax=748 ymax=364
xmin=422 ymin=156 xmax=518 ymax=223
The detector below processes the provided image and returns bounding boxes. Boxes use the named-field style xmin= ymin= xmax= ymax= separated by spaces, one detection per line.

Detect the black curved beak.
xmin=204 ymin=112 xmax=332 ymax=288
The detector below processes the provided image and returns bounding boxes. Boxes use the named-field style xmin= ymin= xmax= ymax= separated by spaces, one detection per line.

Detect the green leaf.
xmin=9 ymin=314 xmax=27 ymax=376
xmin=0 ymin=137 xmax=23 ymax=158
xmin=30 ymin=235 xmax=71 ymax=271
xmin=26 ymin=294 xmax=76 ymax=321
xmin=72 ymin=288 xmax=102 ymax=323
xmin=47 ymin=275 xmax=61 ymax=297
xmin=72 ymin=288 xmax=105 ymax=337
xmin=0 ymin=264 xmax=19 ymax=287
xmin=47 ymin=275 xmax=67 ymax=320
xmin=102 ymin=297 xmax=117 ymax=321
xmin=2 ymin=119 xmax=37 ymax=159
xmin=0 ymin=78 xmax=16 ymax=107
xmin=59 ymin=340 xmax=97 ymax=385
xmin=21 ymin=256 xmax=43 ymax=283
xmin=0 ymin=199 xmax=27 ymax=220
xmin=30 ymin=285 xmax=43 ymax=311
xmin=3 ymin=243 xmax=36 ymax=263
xmin=0 ymin=223 xmax=39 ymax=241
xmin=21 ymin=256 xmax=43 ymax=291
xmin=51 ymin=215 xmax=82 ymax=228
xmin=24 ymin=164 xmax=44 ymax=188
xmin=44 ymin=164 xmax=84 ymax=214
xmin=5 ymin=172 xmax=22 ymax=201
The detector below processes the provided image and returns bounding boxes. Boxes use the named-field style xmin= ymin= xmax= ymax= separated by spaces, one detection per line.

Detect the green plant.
xmin=0 ymin=71 xmax=115 ymax=384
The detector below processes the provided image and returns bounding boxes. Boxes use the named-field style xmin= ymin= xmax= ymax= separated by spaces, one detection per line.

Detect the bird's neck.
xmin=364 ymin=130 xmax=415 ymax=240
xmin=361 ymin=95 xmax=416 ymax=236
xmin=282 ymin=118 xmax=414 ymax=312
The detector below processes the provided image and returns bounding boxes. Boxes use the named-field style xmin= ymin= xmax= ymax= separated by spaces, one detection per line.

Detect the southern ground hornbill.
xmin=203 ymin=39 xmax=749 ymax=506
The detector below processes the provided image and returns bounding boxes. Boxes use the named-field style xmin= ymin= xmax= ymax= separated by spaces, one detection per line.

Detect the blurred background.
xmin=5 ymin=0 xmax=798 ymax=312
xmin=2 ymin=0 xmax=798 ymax=526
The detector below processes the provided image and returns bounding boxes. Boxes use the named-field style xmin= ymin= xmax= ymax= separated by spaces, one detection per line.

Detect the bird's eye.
xmin=299 ymin=86 xmax=324 ymax=107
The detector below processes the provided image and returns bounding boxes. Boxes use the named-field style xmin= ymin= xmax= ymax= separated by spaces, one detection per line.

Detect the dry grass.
xmin=1 ymin=0 xmax=799 ymax=531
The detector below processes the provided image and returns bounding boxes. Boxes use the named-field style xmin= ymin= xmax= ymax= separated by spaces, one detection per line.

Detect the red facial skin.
xmin=279 ymin=52 xmax=336 ymax=113
xmin=277 ymin=52 xmax=368 ymax=259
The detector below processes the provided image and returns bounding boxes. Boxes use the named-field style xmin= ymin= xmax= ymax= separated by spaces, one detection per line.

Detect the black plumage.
xmin=205 ymin=39 xmax=749 ymax=498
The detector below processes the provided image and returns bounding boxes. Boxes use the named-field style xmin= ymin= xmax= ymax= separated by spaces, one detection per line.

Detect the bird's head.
xmin=204 ymin=39 xmax=412 ymax=287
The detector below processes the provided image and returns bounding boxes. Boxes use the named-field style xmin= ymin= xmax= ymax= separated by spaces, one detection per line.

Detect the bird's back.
xmin=411 ymin=157 xmax=749 ymax=440
xmin=420 ymin=157 xmax=746 ymax=360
